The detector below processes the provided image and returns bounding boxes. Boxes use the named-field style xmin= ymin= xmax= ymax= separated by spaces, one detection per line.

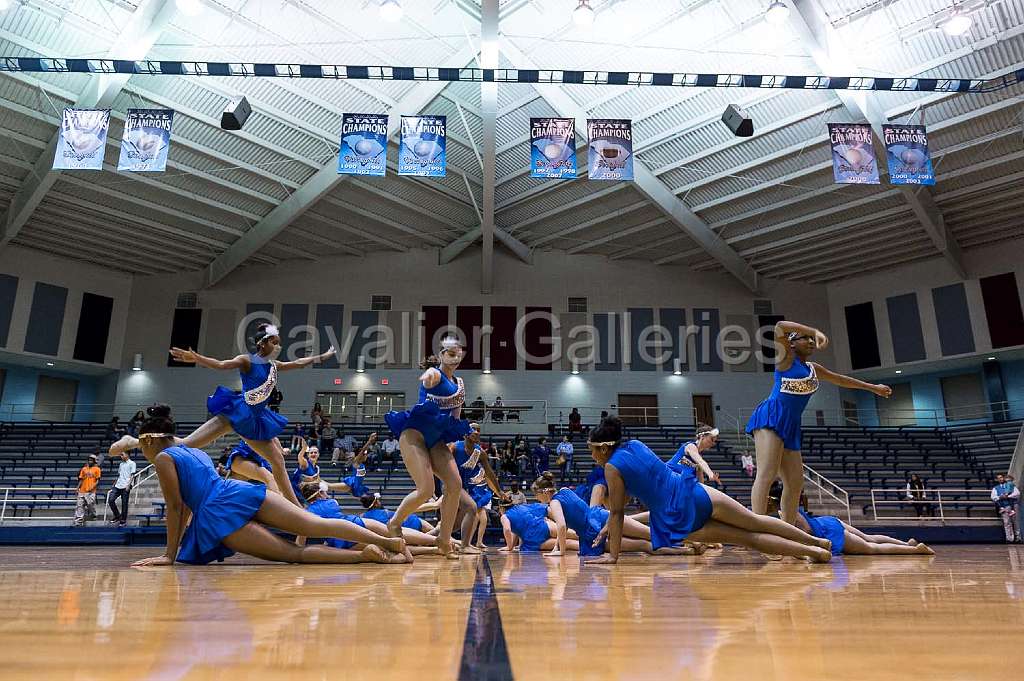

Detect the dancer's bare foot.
xmin=804 ymin=547 xmax=832 ymax=563
xmin=385 ymin=520 xmax=403 ymax=539
xmin=361 ymin=545 xmax=391 ymax=564
xmin=461 ymin=545 xmax=483 ymax=555
xmin=474 ymin=543 xmax=486 ymax=550
xmin=817 ymin=538 xmax=832 ymax=553
xmin=653 ymin=546 xmax=692 ymax=555
xmin=761 ymin=553 xmax=784 ymax=561
xmin=382 ymin=535 xmax=408 ymax=557
xmin=915 ymin=543 xmax=935 ymax=555
xmin=437 ymin=538 xmax=460 ymax=560
xmin=907 ymin=538 xmax=919 ymax=546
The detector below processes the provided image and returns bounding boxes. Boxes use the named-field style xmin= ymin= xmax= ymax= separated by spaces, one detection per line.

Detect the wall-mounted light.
xmin=45 ymin=361 xmax=54 ymax=367
xmin=132 ymin=353 xmax=143 ymax=372
xmin=482 ymin=357 xmax=492 ymax=375
xmin=571 ymin=361 xmax=580 ymax=375
xmin=356 ymin=356 xmax=366 ymax=373
xmin=673 ymin=359 xmax=683 ymax=376
xmin=895 ymin=369 xmax=903 ymax=374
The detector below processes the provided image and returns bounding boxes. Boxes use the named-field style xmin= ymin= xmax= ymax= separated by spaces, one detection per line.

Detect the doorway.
xmin=314 ymin=391 xmax=359 ymax=423
xmin=618 ymin=394 xmax=659 ymax=426
xmin=34 ymin=375 xmax=79 ymax=421
xmin=692 ymin=394 xmax=715 ymax=428
xmin=362 ymin=392 xmax=406 ymax=421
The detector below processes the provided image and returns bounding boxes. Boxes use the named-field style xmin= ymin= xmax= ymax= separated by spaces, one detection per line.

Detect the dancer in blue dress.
xmin=128 ymin=405 xmax=407 ymax=567
xmin=500 ymin=501 xmax=579 ymax=553
xmin=531 ymin=473 xmax=694 ymax=557
xmin=575 ymin=465 xmax=608 ymax=507
xmin=585 ymin=416 xmax=833 ymax=564
xmin=112 ymin=323 xmax=335 ymax=507
xmin=225 ymin=440 xmax=273 ymax=489
xmin=383 ymin=336 xmax=472 ymax=557
xmin=666 ymin=424 xmax=720 ymax=484
xmin=747 ymin=321 xmax=892 ymax=523
xmin=360 ymin=492 xmax=437 ymax=534
xmin=452 ymin=424 xmax=508 ymax=552
xmin=795 ymin=508 xmax=933 ymax=556
xmin=290 ymin=434 xmax=375 ymax=501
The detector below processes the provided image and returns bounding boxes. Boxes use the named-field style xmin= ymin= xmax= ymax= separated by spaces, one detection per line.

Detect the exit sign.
xmin=333 ymin=378 xmax=342 ymax=385
xmin=381 ymin=378 xmax=389 ymax=385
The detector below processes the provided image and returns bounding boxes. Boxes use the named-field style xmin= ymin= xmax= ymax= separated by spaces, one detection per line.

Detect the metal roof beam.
xmin=0 ymin=0 xmax=178 ymax=251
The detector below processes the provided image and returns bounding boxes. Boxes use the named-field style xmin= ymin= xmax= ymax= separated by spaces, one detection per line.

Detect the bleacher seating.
xmin=0 ymin=418 xmax=1018 ymax=525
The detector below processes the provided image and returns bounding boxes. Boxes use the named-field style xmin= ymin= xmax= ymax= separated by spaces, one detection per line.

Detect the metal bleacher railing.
xmin=868 ymin=488 xmax=998 ymax=523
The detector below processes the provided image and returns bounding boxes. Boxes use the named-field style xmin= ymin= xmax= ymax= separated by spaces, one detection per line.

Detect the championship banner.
xmin=117 ymin=109 xmax=174 ymax=172
xmin=827 ymin=123 xmax=879 ymax=184
xmin=587 ymin=118 xmax=634 ymax=181
xmin=530 ymin=117 xmax=576 ymax=179
xmin=338 ymin=113 xmax=388 ymax=176
xmin=882 ymin=124 xmax=935 ymax=186
xmin=398 ymin=115 xmax=446 ymax=177
xmin=53 ymin=108 xmax=110 ymax=170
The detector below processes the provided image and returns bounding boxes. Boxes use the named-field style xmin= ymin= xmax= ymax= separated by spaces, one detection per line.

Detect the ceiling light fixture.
xmin=765 ymin=0 xmax=790 ymax=25
xmin=572 ymin=0 xmax=595 ymax=28
xmin=379 ymin=0 xmax=403 ymax=23
xmin=942 ymin=6 xmax=973 ymax=36
xmin=175 ymin=0 xmax=201 ymax=17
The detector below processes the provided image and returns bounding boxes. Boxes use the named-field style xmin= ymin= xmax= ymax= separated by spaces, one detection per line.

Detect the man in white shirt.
xmin=991 ymin=473 xmax=1021 ymax=543
xmin=107 ymin=451 xmax=136 ymax=528
xmin=382 ymin=435 xmax=400 ymax=465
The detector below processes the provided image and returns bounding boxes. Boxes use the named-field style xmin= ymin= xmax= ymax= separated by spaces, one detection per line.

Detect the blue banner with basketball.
xmin=587 ymin=118 xmax=634 ymax=181
xmin=53 ymin=108 xmax=110 ymax=170
xmin=827 ymin=122 xmax=879 ymax=185
xmin=882 ymin=124 xmax=935 ymax=186
xmin=398 ymin=115 xmax=446 ymax=177
xmin=338 ymin=113 xmax=388 ymax=176
xmin=530 ymin=117 xmax=576 ymax=179
xmin=117 ymin=108 xmax=174 ymax=172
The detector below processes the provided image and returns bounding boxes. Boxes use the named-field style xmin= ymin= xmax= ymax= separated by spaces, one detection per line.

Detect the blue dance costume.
xmin=226 ymin=441 xmax=272 ymax=474
xmin=306 ymin=497 xmax=367 ymax=550
xmin=505 ymin=502 xmax=551 ymax=552
xmin=608 ymin=440 xmax=713 ymax=550
xmin=453 ymin=440 xmax=493 ymax=509
xmin=363 ymin=507 xmax=424 ymax=532
xmin=553 ymin=488 xmax=609 ymax=557
xmin=384 ymin=370 xmax=472 ymax=449
xmin=574 ymin=466 xmax=607 ymax=505
xmin=666 ymin=441 xmax=699 ymax=480
xmin=164 ymin=445 xmax=268 ymax=565
xmin=290 ymin=459 xmax=319 ymax=500
xmin=207 ymin=354 xmax=288 ymax=442
xmin=799 ymin=509 xmax=845 ymax=555
xmin=745 ymin=357 xmax=820 ymax=451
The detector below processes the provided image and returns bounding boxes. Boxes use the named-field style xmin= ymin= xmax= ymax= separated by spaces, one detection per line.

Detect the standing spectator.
xmin=269 ymin=388 xmax=283 ymax=414
xmin=568 ymin=407 xmax=582 ymax=440
xmin=310 ymin=402 xmax=324 ymax=437
xmin=531 ymin=437 xmax=551 ymax=477
xmin=106 ymin=451 xmax=136 ymax=528
xmin=73 ymin=455 xmax=101 ymax=527
xmin=991 ymin=473 xmax=1021 ymax=543
xmin=319 ymin=417 xmax=337 ymax=463
xmin=335 ymin=429 xmax=357 ymax=466
xmin=382 ymin=434 xmax=400 ymax=466
xmin=514 ymin=436 xmax=529 ymax=473
xmin=509 ymin=482 xmax=527 ymax=506
xmin=906 ymin=473 xmax=931 ymax=517
xmin=500 ymin=441 xmax=517 ymax=479
xmin=741 ymin=452 xmax=755 ymax=477
xmin=127 ymin=410 xmax=145 ymax=437
xmin=555 ymin=436 xmax=574 ymax=484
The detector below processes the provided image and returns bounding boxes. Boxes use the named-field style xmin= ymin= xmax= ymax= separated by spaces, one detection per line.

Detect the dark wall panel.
xmin=244 ymin=303 xmax=275 ymax=353
xmin=693 ymin=308 xmax=723 ymax=372
xmin=456 ymin=306 xmax=483 ymax=369
xmin=279 ymin=303 xmax=310 ymax=360
xmin=524 ymin=306 xmax=553 ymax=370
xmin=931 ymin=283 xmax=975 ymax=356
xmin=314 ymin=304 xmax=344 ymax=370
xmin=979 ymin=272 xmax=1024 ymax=349
xmin=628 ymin=308 xmax=655 ymax=371
xmin=595 ymin=313 xmax=622 ymax=371
xmin=489 ymin=306 xmax=517 ymax=370
xmin=24 ymin=282 xmax=67 ymax=356
xmin=167 ymin=308 xmax=202 ymax=367
xmin=844 ymin=302 xmax=882 ymax=370
xmin=349 ymin=310 xmax=380 ymax=368
xmin=886 ymin=293 xmax=926 ymax=363
xmin=0 ymin=274 xmax=18 ymax=348
xmin=758 ymin=314 xmax=784 ymax=372
xmin=422 ymin=305 xmax=449 ymax=359
xmin=73 ymin=292 xmax=113 ymax=363
xmin=660 ymin=308 xmax=688 ymax=372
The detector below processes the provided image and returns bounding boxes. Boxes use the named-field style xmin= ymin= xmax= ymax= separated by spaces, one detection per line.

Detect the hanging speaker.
xmin=721 ymin=103 xmax=754 ymax=137
xmin=220 ymin=96 xmax=252 ymax=130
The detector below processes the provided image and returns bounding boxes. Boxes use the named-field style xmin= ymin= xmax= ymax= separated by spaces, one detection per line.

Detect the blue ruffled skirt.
xmin=225 ymin=443 xmax=272 ymax=473
xmin=801 ymin=511 xmax=846 ymax=555
xmin=384 ymin=401 xmax=472 ymax=449
xmin=746 ymin=398 xmax=803 ymax=451
xmin=343 ymin=474 xmax=370 ymax=498
xmin=468 ymin=484 xmax=493 ymax=510
xmin=177 ymin=479 xmax=268 ymax=565
xmin=648 ymin=474 xmax=713 ymax=550
xmin=208 ymin=386 xmax=288 ymax=442
xmin=580 ymin=506 xmax=610 ymax=557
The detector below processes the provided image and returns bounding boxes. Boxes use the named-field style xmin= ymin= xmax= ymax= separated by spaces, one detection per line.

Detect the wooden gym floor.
xmin=0 ymin=545 xmax=1022 ymax=680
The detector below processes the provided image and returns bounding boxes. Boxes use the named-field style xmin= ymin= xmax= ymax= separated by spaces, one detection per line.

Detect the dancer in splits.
xmin=383 ymin=337 xmax=472 ymax=557
xmin=129 ymin=405 xmax=406 ymax=567
xmin=747 ymin=321 xmax=891 ymax=524
xmin=112 ymin=323 xmax=334 ymax=507
xmin=586 ymin=416 xmax=833 ymax=564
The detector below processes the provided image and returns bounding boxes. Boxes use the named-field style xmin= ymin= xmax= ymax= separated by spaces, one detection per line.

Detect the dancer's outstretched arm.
xmin=169 ymin=347 xmax=249 ymax=372
xmin=813 ymin=363 xmax=892 ymax=398
xmin=277 ymin=346 xmax=336 ymax=371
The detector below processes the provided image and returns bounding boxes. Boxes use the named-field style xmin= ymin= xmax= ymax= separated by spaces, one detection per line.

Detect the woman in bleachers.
xmin=111 ymin=324 xmax=334 ymax=508
xmin=747 ymin=320 xmax=893 ymax=526
xmin=383 ymin=337 xmax=472 ymax=558
xmin=586 ymin=416 xmax=834 ymax=564
xmin=795 ymin=509 xmax=934 ymax=556
xmin=130 ymin=405 xmax=407 ymax=567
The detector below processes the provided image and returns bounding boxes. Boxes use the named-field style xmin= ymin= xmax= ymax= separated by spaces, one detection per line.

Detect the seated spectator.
xmin=740 ymin=452 xmax=754 ymax=477
xmin=335 ymin=430 xmax=357 ymax=466
xmin=73 ymin=455 xmax=101 ymax=527
xmin=319 ymin=417 xmax=337 ymax=462
xmin=568 ymin=407 xmax=582 ymax=440
xmin=992 ymin=473 xmax=1021 ymax=544
xmin=492 ymin=395 xmax=505 ymax=423
xmin=509 ymin=482 xmax=527 ymax=506
xmin=127 ymin=410 xmax=145 ymax=437
xmin=382 ymin=434 xmax=400 ymax=466
xmin=467 ymin=395 xmax=486 ymax=422
xmin=500 ymin=442 xmax=518 ymax=478
xmin=906 ymin=473 xmax=932 ymax=517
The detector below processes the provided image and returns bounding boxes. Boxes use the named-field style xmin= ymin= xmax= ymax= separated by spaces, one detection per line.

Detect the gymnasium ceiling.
xmin=0 ymin=0 xmax=1022 ymax=289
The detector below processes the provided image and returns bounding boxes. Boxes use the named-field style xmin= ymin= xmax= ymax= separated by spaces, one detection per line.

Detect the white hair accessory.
xmin=318 ymin=480 xmax=329 ymax=494
xmin=441 ymin=336 xmax=460 ymax=350
xmin=263 ymin=325 xmax=280 ymax=338
xmin=697 ymin=427 xmax=720 ymax=439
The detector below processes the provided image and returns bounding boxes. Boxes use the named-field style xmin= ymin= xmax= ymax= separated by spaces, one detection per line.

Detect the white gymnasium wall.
xmin=115 ymin=247 xmax=842 ymax=424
